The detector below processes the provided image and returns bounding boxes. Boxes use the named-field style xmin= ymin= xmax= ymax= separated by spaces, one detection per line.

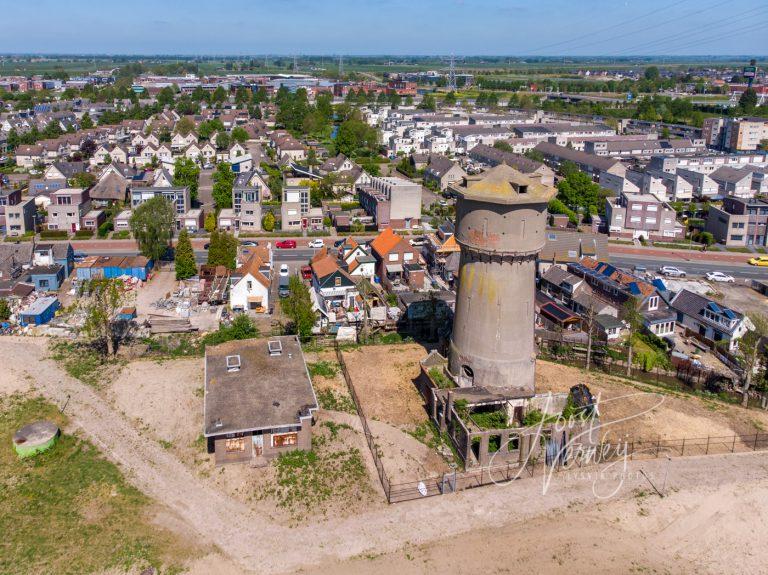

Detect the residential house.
xmin=709 ymin=166 xmax=755 ymax=199
xmin=47 ymin=188 xmax=90 ymax=232
xmin=310 ymin=250 xmax=359 ymax=315
xmin=533 ymin=141 xmax=626 ymax=184
xmin=203 ymin=336 xmax=318 ymax=465
xmin=369 ymin=227 xmax=424 ymax=289
xmin=26 ymin=265 xmax=65 ymax=292
xmin=15 ymin=145 xmax=44 ymax=168
xmin=33 ymin=242 xmax=74 ymax=276
xmin=0 ymin=188 xmax=22 ymax=232
xmin=280 ymin=183 xmax=322 ymax=231
xmin=357 ymin=175 xmax=422 ymax=230
xmin=89 ymin=163 xmax=132 ymax=204
xmin=231 ymin=171 xmax=270 ymax=232
xmin=568 ymin=257 xmax=675 ymax=337
xmin=229 ymin=251 xmax=271 ymax=313
xmin=670 ymin=290 xmax=751 ymax=351
xmin=130 ymin=186 xmax=190 ymax=228
xmin=44 ymin=161 xmax=87 ymax=181
xmin=423 ymin=155 xmax=467 ymax=191
xmin=4 ymin=197 xmax=36 ymax=236
xmin=171 ymin=131 xmax=197 ymax=151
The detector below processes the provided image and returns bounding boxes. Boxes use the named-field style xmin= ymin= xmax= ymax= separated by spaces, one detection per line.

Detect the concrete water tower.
xmin=448 ymin=164 xmax=556 ymax=396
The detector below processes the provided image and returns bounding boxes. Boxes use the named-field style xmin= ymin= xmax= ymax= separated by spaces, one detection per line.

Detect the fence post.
xmin=705 ymin=436 xmax=710 ymax=455
xmin=754 ymin=433 xmax=759 ymax=451
xmin=681 ymin=438 xmax=685 ymax=456
xmin=732 ymin=435 xmax=737 ymax=453
xmin=656 ymin=438 xmax=660 ymax=457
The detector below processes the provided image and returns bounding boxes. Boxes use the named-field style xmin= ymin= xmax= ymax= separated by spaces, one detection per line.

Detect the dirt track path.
xmin=7 ymin=337 xmax=768 ymax=575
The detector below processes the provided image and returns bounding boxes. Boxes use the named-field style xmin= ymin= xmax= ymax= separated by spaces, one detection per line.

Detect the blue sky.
xmin=1 ymin=0 xmax=766 ymax=56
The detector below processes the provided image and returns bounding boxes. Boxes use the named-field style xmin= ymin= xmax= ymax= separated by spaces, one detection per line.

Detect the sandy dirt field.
xmin=6 ymin=337 xmax=768 ymax=575
xmin=342 ymin=344 xmax=451 ymax=481
xmin=342 ymin=344 xmax=431 ymax=426
xmin=536 ymin=360 xmax=768 ymax=443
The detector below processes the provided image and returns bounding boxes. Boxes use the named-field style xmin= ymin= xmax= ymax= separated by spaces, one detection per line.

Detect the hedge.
xmin=39 ymin=230 xmax=69 ymax=239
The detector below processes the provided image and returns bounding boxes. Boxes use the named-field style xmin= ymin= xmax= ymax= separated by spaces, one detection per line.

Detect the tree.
xmin=622 ymin=299 xmax=644 ymax=377
xmin=212 ymin=162 xmax=235 ymax=209
xmin=231 ymin=126 xmax=249 ymax=143
xmin=215 ymin=131 xmax=231 ymax=151
xmin=173 ymin=156 xmax=200 ymax=202
xmin=493 ymin=140 xmax=514 ymax=153
xmin=735 ymin=313 xmax=768 ymax=407
xmin=80 ymin=278 xmax=124 ymax=356
xmin=698 ymin=231 xmax=714 ymax=247
xmin=443 ymin=91 xmax=457 ymax=106
xmin=0 ymin=298 xmax=10 ymax=321
xmin=175 ymin=116 xmax=195 ymax=136
xmin=262 ymin=210 xmax=276 ymax=232
xmin=198 ymin=119 xmax=224 ymax=140
xmin=70 ymin=172 xmax=96 ymax=189
xmin=739 ymin=88 xmax=758 ymax=114
xmin=211 ymin=86 xmax=228 ymax=106
xmin=204 ymin=212 xmax=216 ymax=232
xmin=524 ymin=149 xmax=545 ymax=162
xmin=174 ymin=228 xmax=197 ymax=280
xmin=207 ymin=229 xmax=238 ymax=269
xmin=644 ymin=66 xmax=660 ymax=81
xmin=157 ymin=86 xmax=176 ymax=107
xmin=282 ymin=275 xmax=316 ymax=339
xmin=129 ymin=196 xmax=176 ymax=263
xmin=557 ymin=171 xmax=604 ymax=214
xmin=419 ymin=94 xmax=437 ymax=111
xmin=80 ymin=112 xmax=93 ymax=129
xmin=334 ymin=115 xmax=379 ymax=156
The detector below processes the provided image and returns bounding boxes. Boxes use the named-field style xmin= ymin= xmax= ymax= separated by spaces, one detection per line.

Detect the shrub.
xmin=74 ymin=229 xmax=94 ymax=239
xmin=40 ymin=229 xmax=68 ymax=239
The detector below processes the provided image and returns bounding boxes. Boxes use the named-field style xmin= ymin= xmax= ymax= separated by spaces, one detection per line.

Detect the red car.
xmin=300 ymin=265 xmax=312 ymax=280
xmin=275 ymin=239 xmax=297 ymax=249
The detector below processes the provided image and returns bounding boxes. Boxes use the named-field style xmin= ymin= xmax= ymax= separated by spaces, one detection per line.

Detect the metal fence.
xmin=335 ymin=343 xmax=392 ymax=501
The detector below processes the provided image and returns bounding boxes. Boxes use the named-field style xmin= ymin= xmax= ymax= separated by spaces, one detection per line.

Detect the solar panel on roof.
xmin=652 ymin=278 xmax=667 ymax=291
xmin=628 ymin=283 xmax=642 ymax=295
xmin=541 ymin=302 xmax=575 ymax=323
xmin=708 ymin=302 xmax=722 ymax=313
xmin=723 ymin=309 xmax=736 ymax=320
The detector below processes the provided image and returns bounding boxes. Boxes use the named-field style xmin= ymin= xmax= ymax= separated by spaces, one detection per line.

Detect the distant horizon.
xmin=2 ymin=0 xmax=766 ymax=56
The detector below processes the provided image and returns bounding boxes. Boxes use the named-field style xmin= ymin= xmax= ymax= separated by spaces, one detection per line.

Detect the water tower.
xmin=448 ymin=165 xmax=556 ymax=396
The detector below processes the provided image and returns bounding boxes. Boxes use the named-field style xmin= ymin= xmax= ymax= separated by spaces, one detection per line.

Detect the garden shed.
xmin=75 ymin=255 xmax=153 ymax=281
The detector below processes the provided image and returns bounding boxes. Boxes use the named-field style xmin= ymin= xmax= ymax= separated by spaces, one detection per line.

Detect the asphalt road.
xmin=610 ymin=254 xmax=768 ymax=280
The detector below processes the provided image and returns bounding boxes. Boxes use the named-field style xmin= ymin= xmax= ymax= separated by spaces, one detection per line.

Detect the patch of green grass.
xmin=725 ymin=246 xmax=753 ymax=253
xmin=0 ymin=394 xmax=186 ymax=575
xmin=755 ymin=247 xmax=767 ymax=254
xmin=49 ymin=341 xmax=113 ymax=388
xmin=307 ymin=360 xmax=339 ymax=379
xmin=258 ymin=429 xmax=370 ymax=520
xmin=111 ymin=230 xmax=131 ymax=240
xmin=321 ymin=421 xmax=353 ymax=439
xmin=428 ymin=367 xmax=455 ymax=389
xmin=316 ymin=388 xmax=357 ymax=414
xmin=141 ymin=335 xmax=204 ymax=359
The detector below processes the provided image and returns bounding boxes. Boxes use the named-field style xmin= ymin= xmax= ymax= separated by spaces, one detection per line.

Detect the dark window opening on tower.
xmin=462 ymin=365 xmax=474 ymax=385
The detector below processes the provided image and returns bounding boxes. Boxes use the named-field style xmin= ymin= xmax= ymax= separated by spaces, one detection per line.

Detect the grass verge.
xmin=0 ymin=394 xmax=189 ymax=575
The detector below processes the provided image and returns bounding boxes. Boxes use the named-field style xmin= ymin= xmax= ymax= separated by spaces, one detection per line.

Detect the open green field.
xmin=0 ymin=394 xmax=192 ymax=575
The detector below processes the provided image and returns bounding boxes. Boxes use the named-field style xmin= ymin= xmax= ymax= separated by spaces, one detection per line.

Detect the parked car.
xmin=409 ymin=236 xmax=426 ymax=247
xmin=279 ymin=264 xmax=289 ymax=277
xmin=275 ymin=239 xmax=296 ymax=249
xmin=278 ymin=275 xmax=290 ymax=298
xmin=307 ymin=238 xmax=324 ymax=249
xmin=748 ymin=255 xmax=768 ymax=267
xmin=240 ymin=240 xmax=259 ymax=246
xmin=301 ymin=265 xmax=312 ymax=280
xmin=632 ymin=265 xmax=647 ymax=274
xmin=706 ymin=271 xmax=735 ymax=283
xmin=659 ymin=266 xmax=686 ymax=278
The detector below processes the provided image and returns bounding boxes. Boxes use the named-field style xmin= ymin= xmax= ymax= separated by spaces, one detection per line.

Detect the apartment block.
xmin=706 ymin=197 xmax=768 ymax=248
xmin=605 ymin=191 xmax=682 ymax=241
xmin=358 ymin=175 xmax=421 ymax=230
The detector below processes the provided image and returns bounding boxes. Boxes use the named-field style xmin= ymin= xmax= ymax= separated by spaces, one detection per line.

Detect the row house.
xmin=229 ymin=170 xmax=271 ymax=232
xmin=357 ymin=175 xmax=422 ymax=230
xmin=567 ymin=258 xmax=676 ymax=338
xmin=468 ymin=144 xmax=556 ymax=187
xmin=171 ymin=131 xmax=198 ymax=151
xmin=670 ymin=290 xmax=751 ymax=352
xmin=706 ymin=197 xmax=768 ymax=248
xmin=129 ymin=186 xmax=191 ymax=229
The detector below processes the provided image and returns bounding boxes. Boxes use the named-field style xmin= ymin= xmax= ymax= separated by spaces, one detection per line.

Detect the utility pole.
xmin=447 ymin=53 xmax=457 ymax=91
